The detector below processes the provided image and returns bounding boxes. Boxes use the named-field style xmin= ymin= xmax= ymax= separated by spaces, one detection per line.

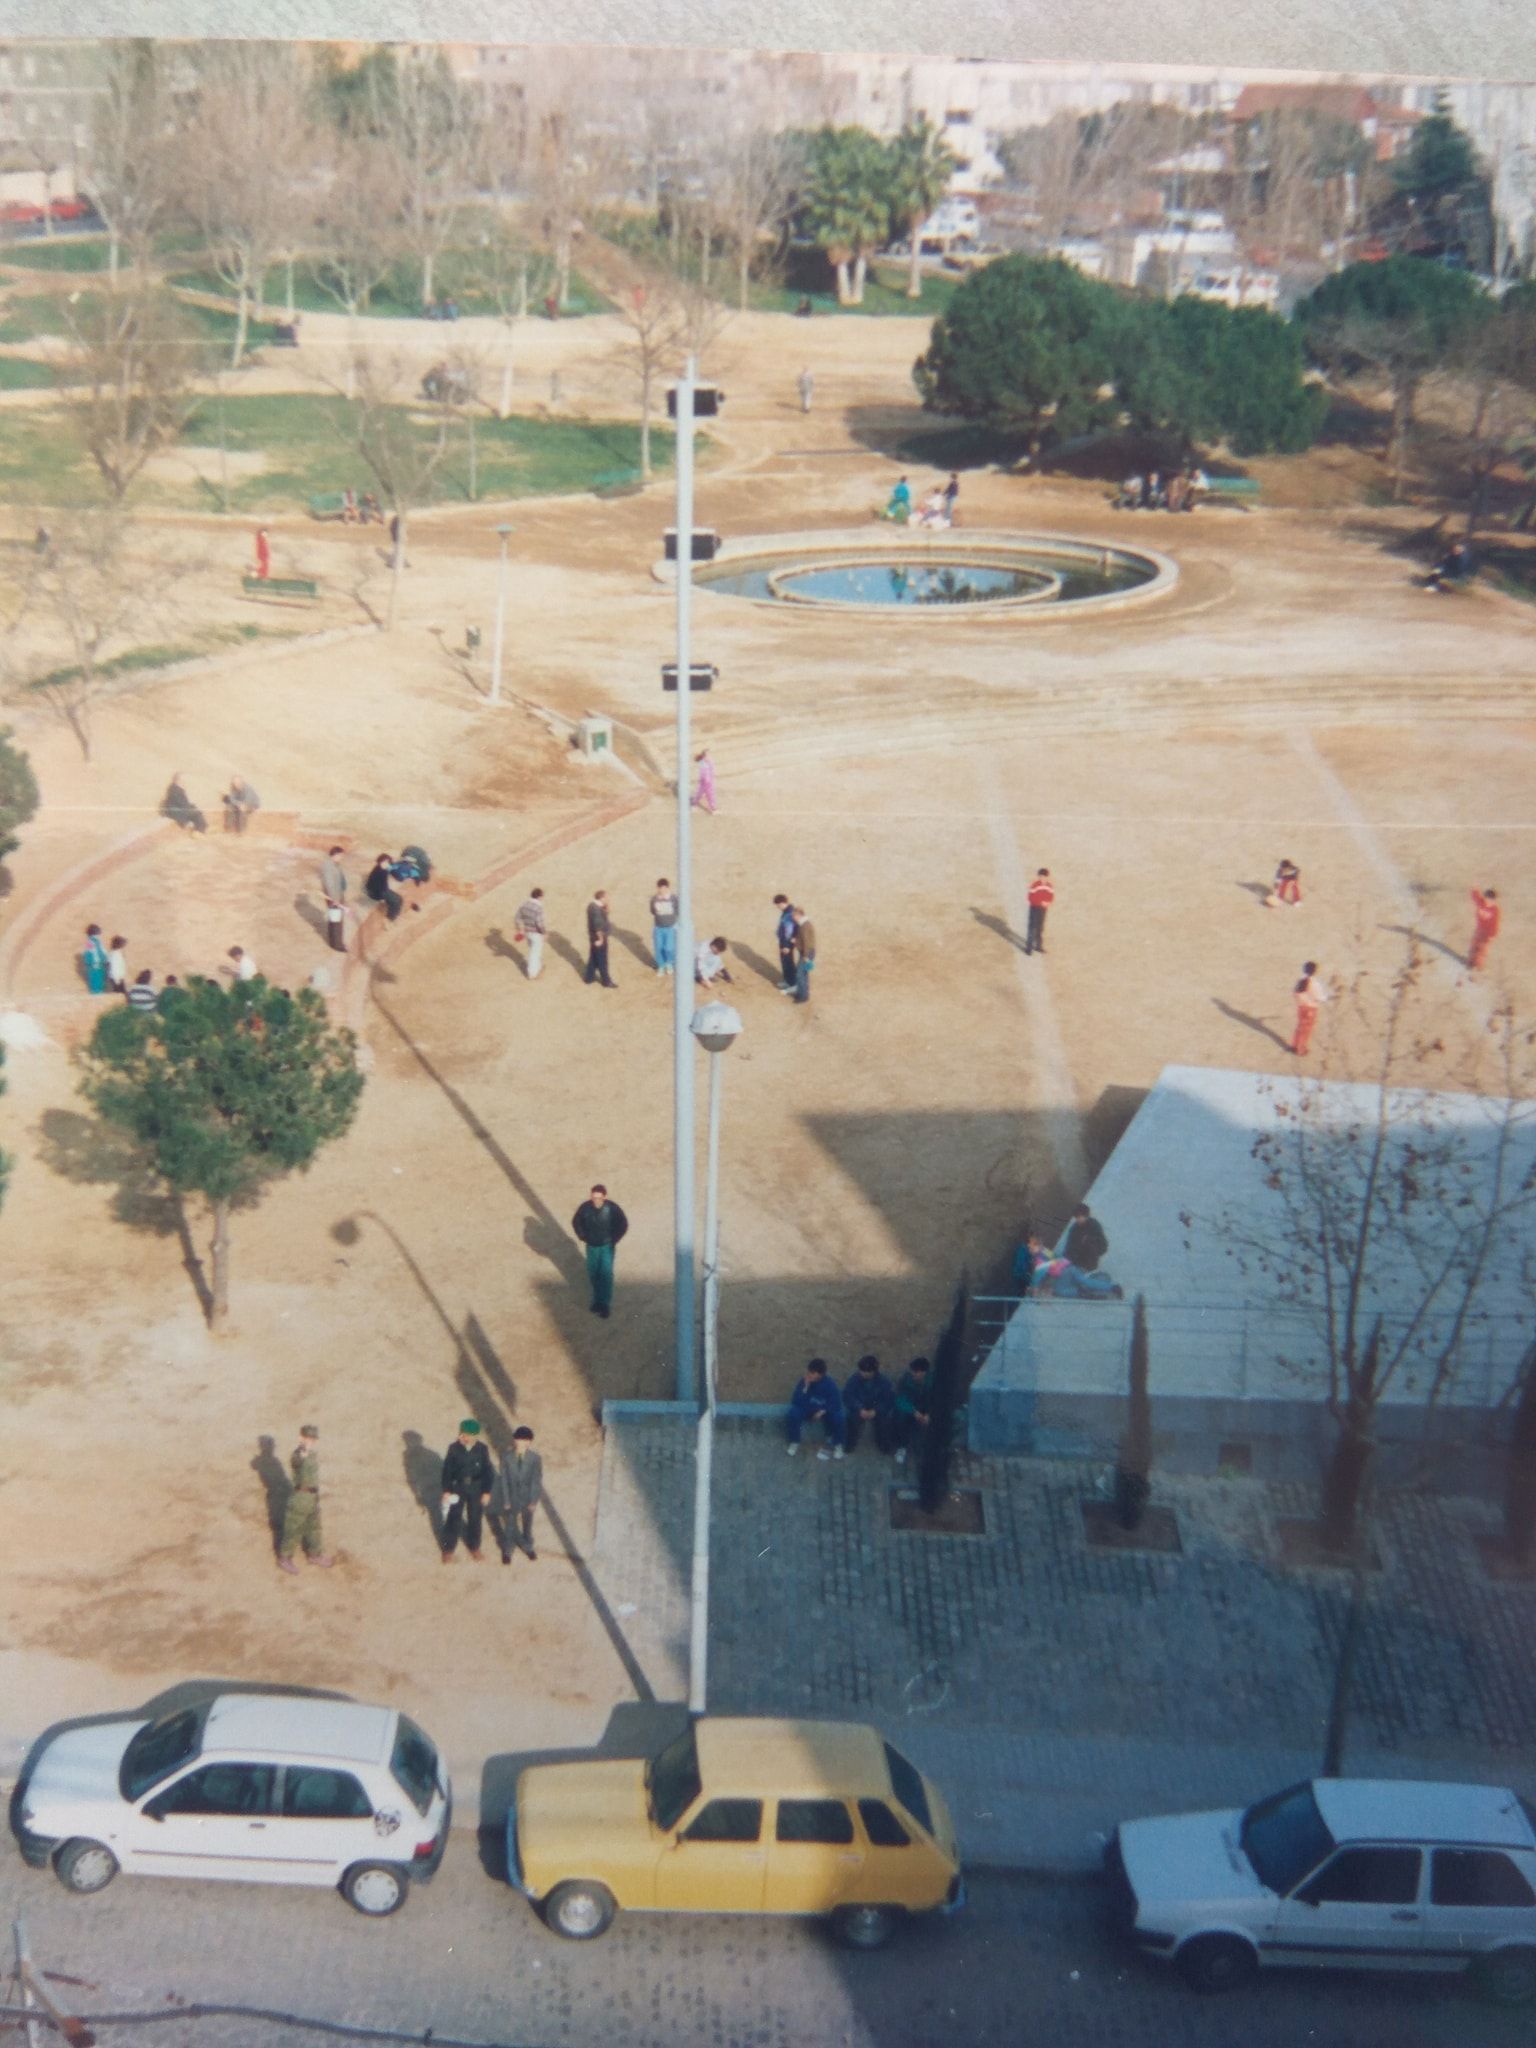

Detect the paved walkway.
xmin=592 ymin=1415 xmax=1536 ymax=1871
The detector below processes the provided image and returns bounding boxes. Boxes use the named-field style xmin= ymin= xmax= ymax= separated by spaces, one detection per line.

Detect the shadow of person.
xmin=1379 ymin=921 xmax=1464 ymax=966
xmin=969 ymin=905 xmax=1028 ymax=955
xmin=522 ymin=1212 xmax=573 ymax=1271
xmin=731 ymin=939 xmax=783 ymax=989
xmin=485 ymin=926 xmax=522 ymax=968
xmin=251 ymin=1434 xmax=290 ymax=1553
xmin=402 ymin=1429 xmax=445 ymax=1549
xmin=292 ymin=893 xmax=329 ymax=940
xmin=1237 ymin=880 xmax=1276 ymax=903
xmin=546 ymin=931 xmax=587 ymax=978
xmin=1211 ymin=996 xmax=1293 ymax=1053
xmin=608 ymin=921 xmax=652 ymax=969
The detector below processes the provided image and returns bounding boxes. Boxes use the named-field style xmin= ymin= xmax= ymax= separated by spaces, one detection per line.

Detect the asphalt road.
xmin=4 ymin=1851 xmax=1530 ymax=2048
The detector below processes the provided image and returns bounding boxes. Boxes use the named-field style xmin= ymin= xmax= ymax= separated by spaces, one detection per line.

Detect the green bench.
xmin=1202 ymin=477 xmax=1262 ymax=506
xmin=308 ymin=493 xmax=349 ymax=520
xmin=592 ymin=468 xmax=644 ymax=499
xmin=243 ymin=574 xmax=319 ymax=600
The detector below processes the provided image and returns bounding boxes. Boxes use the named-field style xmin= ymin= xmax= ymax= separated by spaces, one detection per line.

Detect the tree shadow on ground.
xmin=36 ymin=1107 xmax=217 ymax=1320
xmin=970 ymin=905 xmax=1028 ymax=955
xmin=1212 ymin=996 xmax=1292 ymax=1053
xmin=251 ymin=1435 xmax=289 ymax=1553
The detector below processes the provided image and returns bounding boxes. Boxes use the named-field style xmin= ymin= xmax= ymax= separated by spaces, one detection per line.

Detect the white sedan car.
xmin=9 ymin=1691 xmax=450 ymax=1916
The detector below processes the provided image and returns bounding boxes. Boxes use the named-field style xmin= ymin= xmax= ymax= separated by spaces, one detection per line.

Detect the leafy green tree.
xmin=78 ymin=976 xmax=364 ymax=1326
xmin=314 ymin=43 xmax=400 ymax=140
xmin=886 ymin=119 xmax=956 ymax=299
xmin=0 ymin=724 xmax=38 ymax=865
xmin=1388 ymin=97 xmax=1492 ymax=269
xmin=1296 ymin=255 xmax=1491 ymax=498
xmin=797 ymin=126 xmax=892 ymax=305
xmin=913 ymin=255 xmax=1122 ymax=453
xmin=1149 ymin=297 xmax=1325 ymax=455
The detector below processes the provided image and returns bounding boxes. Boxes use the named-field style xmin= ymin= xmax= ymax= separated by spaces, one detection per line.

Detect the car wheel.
xmin=1177 ymin=1934 xmax=1258 ymax=1994
xmin=1472 ymin=1948 xmax=1536 ymax=2006
xmin=543 ymin=1880 xmax=617 ymax=1940
xmin=54 ymin=1839 xmax=119 ymax=1895
xmin=831 ymin=1903 xmax=902 ymax=1950
xmin=342 ymin=1862 xmax=408 ymax=1917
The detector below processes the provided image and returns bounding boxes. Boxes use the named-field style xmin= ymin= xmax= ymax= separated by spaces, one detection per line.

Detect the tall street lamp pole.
xmin=687 ymin=999 xmax=742 ymax=1715
xmin=490 ymin=522 xmax=513 ymax=705
xmin=672 ymin=360 xmax=698 ymax=1407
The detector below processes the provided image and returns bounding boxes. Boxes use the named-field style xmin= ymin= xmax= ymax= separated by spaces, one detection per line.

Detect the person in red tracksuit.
xmin=1469 ymin=887 xmax=1500 ymax=972
xmin=1025 ymin=869 xmax=1055 ymax=954
xmin=254 ymin=526 xmax=271 ymax=581
xmin=1291 ymin=962 xmax=1326 ymax=1056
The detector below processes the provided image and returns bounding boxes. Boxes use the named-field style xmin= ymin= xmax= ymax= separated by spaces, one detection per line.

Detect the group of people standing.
xmin=507 ymin=884 xmax=818 ymax=1006
xmin=879 ymin=473 xmax=961 ymax=528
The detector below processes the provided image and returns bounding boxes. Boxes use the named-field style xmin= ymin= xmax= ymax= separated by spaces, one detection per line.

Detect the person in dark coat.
xmin=439 ymin=1419 xmax=495 ymax=1562
xmin=842 ymin=1355 xmax=897 ymax=1455
xmin=490 ymin=1424 xmax=544 ymax=1563
xmin=161 ymin=772 xmax=207 ymax=833
xmin=893 ymin=1357 xmax=933 ymax=1465
xmin=572 ymin=1183 xmax=628 ymax=1317
xmin=366 ymin=852 xmax=403 ymax=922
xmin=1063 ymin=1203 xmax=1109 ymax=1273
xmin=785 ymin=1359 xmax=845 ymax=1460
xmin=584 ymin=889 xmax=615 ymax=987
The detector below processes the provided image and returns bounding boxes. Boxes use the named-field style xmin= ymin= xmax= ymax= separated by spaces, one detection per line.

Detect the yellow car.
xmin=507 ymin=1716 xmax=964 ymax=1949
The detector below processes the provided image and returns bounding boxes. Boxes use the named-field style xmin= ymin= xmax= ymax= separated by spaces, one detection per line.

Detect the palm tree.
xmin=799 ymin=127 xmax=892 ymax=305
xmin=887 ymin=119 xmax=957 ymax=299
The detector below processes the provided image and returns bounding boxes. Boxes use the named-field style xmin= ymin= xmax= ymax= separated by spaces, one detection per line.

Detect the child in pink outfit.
xmin=691 ymin=749 xmax=717 ymax=814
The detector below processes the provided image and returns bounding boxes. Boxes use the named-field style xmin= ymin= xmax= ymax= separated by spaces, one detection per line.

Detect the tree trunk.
xmin=210 ymin=1197 xmax=231 ymax=1326
xmin=640 ymin=372 xmax=653 ymax=480
xmin=1502 ymin=1348 xmax=1536 ymax=1566
xmin=1388 ymin=378 xmax=1415 ymax=502
xmin=851 ymin=253 xmax=868 ymax=306
xmin=738 ymin=242 xmax=751 ymax=313
xmin=65 ymin=694 xmax=91 ymax=762
xmin=1321 ymin=1561 xmax=1368 ymax=1775
xmin=1320 ymin=1410 xmax=1373 ymax=1553
xmin=285 ymin=256 xmax=295 ymax=320
xmin=230 ymin=284 xmax=249 ymax=371
xmin=388 ymin=511 xmax=406 ymax=630
xmin=499 ymin=346 xmax=514 ymax=421
xmin=834 ymin=257 xmax=851 ymax=306
xmin=907 ymin=215 xmax=923 ymax=298
xmin=556 ymin=232 xmax=572 ymax=311
xmin=421 ymin=250 xmax=435 ymax=308
xmin=108 ymin=230 xmax=120 ymax=279
xmin=699 ymin=222 xmax=710 ymax=291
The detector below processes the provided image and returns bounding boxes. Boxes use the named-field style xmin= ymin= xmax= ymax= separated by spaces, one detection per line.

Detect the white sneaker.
xmin=816 ymin=1447 xmax=831 ymax=1461
xmin=786 ymin=1443 xmax=798 ymax=1456
xmin=833 ymin=1446 xmax=845 ymax=1461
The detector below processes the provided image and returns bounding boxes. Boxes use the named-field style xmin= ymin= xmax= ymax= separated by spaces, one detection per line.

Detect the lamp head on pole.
xmin=496 ymin=523 xmax=513 ymax=540
xmin=691 ymin=1001 xmax=743 ymax=1055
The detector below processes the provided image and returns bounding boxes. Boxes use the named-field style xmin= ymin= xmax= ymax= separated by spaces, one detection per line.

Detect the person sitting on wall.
xmin=1421 ymin=539 xmax=1476 ymax=592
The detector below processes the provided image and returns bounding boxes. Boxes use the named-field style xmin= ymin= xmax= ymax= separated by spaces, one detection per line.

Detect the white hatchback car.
xmin=1108 ymin=1778 xmax=1536 ymax=2005
xmin=9 ymin=1691 xmax=450 ymax=1916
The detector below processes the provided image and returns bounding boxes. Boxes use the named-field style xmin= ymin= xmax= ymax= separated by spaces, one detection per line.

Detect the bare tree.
xmin=64 ymin=283 xmax=212 ymax=503
xmin=1195 ymin=940 xmax=1536 ymax=1552
xmin=1438 ymin=299 xmax=1536 ymax=534
xmin=523 ymin=57 xmax=624 ymax=312
xmin=311 ymin=136 xmax=409 ymax=395
xmin=710 ymin=119 xmax=803 ymax=311
xmin=390 ymin=50 xmax=482 ymax=310
xmin=1 ymin=511 xmax=189 ymax=761
xmin=611 ymin=277 xmax=687 ymax=480
xmin=80 ymin=39 xmax=175 ymax=278
xmin=1229 ymin=109 xmax=1371 ymax=266
xmin=462 ymin=196 xmax=555 ymax=418
xmin=181 ymin=44 xmax=316 ymax=367
xmin=338 ymin=353 xmax=456 ymax=629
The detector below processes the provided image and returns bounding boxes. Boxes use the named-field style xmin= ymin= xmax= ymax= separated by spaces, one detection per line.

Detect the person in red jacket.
xmin=1025 ymin=868 xmax=1055 ymax=954
xmin=1469 ymin=887 xmax=1500 ymax=972
xmin=1291 ymin=961 xmax=1326 ymax=1056
xmin=254 ymin=526 xmax=271 ymax=580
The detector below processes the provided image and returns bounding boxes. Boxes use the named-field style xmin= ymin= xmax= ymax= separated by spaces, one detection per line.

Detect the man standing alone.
xmin=1025 ymin=869 xmax=1055 ymax=954
xmin=1064 ymin=1203 xmax=1108 ymax=1273
xmin=774 ymin=894 xmax=798 ymax=992
xmin=277 ymin=1425 xmax=333 ymax=1573
xmin=491 ymin=1424 xmax=544 ymax=1563
xmin=515 ymin=886 xmax=547 ymax=979
xmin=440 ymin=1419 xmax=494 ymax=1562
xmin=320 ymin=846 xmax=348 ymax=954
xmin=1469 ymin=887 xmax=1500 ymax=973
xmin=793 ymin=905 xmax=816 ymax=1004
xmin=573 ymin=1183 xmax=628 ymax=1318
xmin=797 ymin=367 xmax=815 ymax=414
xmin=585 ymin=889 xmax=615 ymax=987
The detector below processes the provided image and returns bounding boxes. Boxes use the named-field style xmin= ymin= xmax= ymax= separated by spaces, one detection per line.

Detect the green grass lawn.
xmin=0 ymin=290 xmax=86 ymax=343
xmin=0 ymin=356 xmax=60 ymax=388
xmin=748 ymin=261 xmax=959 ymax=319
xmin=170 ymin=262 xmax=611 ymax=322
xmin=0 ymin=236 xmax=113 ymax=273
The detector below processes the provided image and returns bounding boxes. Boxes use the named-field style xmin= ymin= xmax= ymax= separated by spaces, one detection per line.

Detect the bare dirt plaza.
xmin=1 ymin=295 xmax=1533 ymax=1794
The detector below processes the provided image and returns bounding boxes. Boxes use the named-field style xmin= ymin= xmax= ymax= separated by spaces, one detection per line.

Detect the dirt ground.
xmin=0 ymin=296 xmax=1533 ymax=1787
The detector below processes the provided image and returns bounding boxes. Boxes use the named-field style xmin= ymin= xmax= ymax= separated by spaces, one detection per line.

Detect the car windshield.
xmin=119 ymin=1708 xmax=203 ymax=1803
xmin=884 ymin=1742 xmax=934 ymax=1836
xmin=647 ymin=1725 xmax=702 ymax=1832
xmin=391 ymin=1716 xmax=440 ymax=1816
xmin=1239 ymin=1782 xmax=1336 ymax=1894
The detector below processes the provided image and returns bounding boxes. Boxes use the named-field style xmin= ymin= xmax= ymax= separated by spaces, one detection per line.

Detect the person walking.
xmin=1025 ymin=869 xmax=1055 ymax=954
xmin=1064 ymin=1203 xmax=1108 ymax=1273
xmin=572 ymin=1183 xmax=628 ymax=1318
xmin=319 ymin=845 xmax=348 ymax=954
xmin=106 ymin=934 xmax=129 ymax=995
xmin=773 ymin=894 xmax=798 ymax=992
xmin=366 ymin=852 xmax=403 ymax=923
xmin=650 ymin=878 xmax=678 ymax=977
xmin=695 ymin=935 xmax=733 ymax=986
xmin=254 ymin=526 xmax=272 ymax=582
xmin=797 ymin=366 xmax=815 ymax=414
xmin=440 ymin=1419 xmax=495 ymax=1562
xmin=1271 ymin=858 xmax=1302 ymax=908
xmin=490 ymin=1424 xmax=544 ymax=1563
xmin=893 ymin=1357 xmax=935 ymax=1465
xmin=81 ymin=924 xmax=110 ymax=995
xmin=515 ymin=886 xmax=547 ymax=979
xmin=126 ymin=967 xmax=158 ymax=1013
xmin=691 ymin=749 xmax=718 ymax=815
xmin=784 ymin=1359 xmax=846 ymax=1460
xmin=792 ymin=905 xmax=816 ymax=1004
xmin=584 ymin=889 xmax=615 ymax=987
xmin=1291 ymin=961 xmax=1326 ymax=1057
xmin=1469 ymin=886 xmax=1500 ymax=972
xmin=942 ymin=471 xmax=960 ymax=523
xmin=277 ymin=1424 xmax=334 ymax=1572
xmin=842 ymin=1355 xmax=897 ymax=1456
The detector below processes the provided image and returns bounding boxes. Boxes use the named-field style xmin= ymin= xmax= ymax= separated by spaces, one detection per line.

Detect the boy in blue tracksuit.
xmin=842 ymin=1354 xmax=897 ymax=1455
xmin=774 ymin=894 xmax=798 ymax=992
xmin=785 ymin=1359 xmax=846 ymax=1460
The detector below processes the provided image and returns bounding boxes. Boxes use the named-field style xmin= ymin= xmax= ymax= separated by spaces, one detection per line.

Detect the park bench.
xmin=308 ymin=493 xmax=349 ymax=520
xmin=592 ymin=468 xmax=644 ymax=499
xmin=1201 ymin=477 xmax=1262 ymax=507
xmin=242 ymin=573 xmax=319 ymax=600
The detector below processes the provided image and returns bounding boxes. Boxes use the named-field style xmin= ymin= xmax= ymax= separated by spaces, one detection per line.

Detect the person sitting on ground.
xmin=1422 ymin=539 xmax=1476 ymax=592
xmin=1141 ymin=470 xmax=1164 ymax=511
xmin=893 ymin=1357 xmax=934 ymax=1466
xmin=1115 ymin=473 xmax=1144 ymax=511
xmin=1165 ymin=472 xmax=1188 ymax=514
xmin=694 ymin=935 xmax=734 ymax=987
xmin=785 ymin=1359 xmax=846 ymax=1461
xmin=1050 ymin=1261 xmax=1124 ymax=1301
xmin=366 ymin=852 xmax=404 ymax=922
xmin=1063 ymin=1202 xmax=1109 ymax=1273
xmin=161 ymin=772 xmax=206 ymax=834
xmin=842 ymin=1355 xmax=897 ymax=1456
xmin=222 ymin=773 xmax=260 ymax=835
xmin=388 ymin=844 xmax=431 ymax=912
xmin=880 ymin=475 xmax=912 ymax=523
xmin=914 ymin=486 xmax=950 ymax=529
xmin=126 ymin=966 xmax=158 ymax=1012
xmin=1020 ymin=1233 xmax=1056 ymax=1293
xmin=1187 ymin=465 xmax=1210 ymax=503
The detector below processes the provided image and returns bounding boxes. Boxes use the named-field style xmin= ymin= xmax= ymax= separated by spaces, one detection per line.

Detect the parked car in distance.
xmin=508 ymin=1715 xmax=964 ymax=1949
xmin=1106 ymin=1778 xmax=1536 ymax=2005
xmin=9 ymin=1691 xmax=450 ymax=1917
